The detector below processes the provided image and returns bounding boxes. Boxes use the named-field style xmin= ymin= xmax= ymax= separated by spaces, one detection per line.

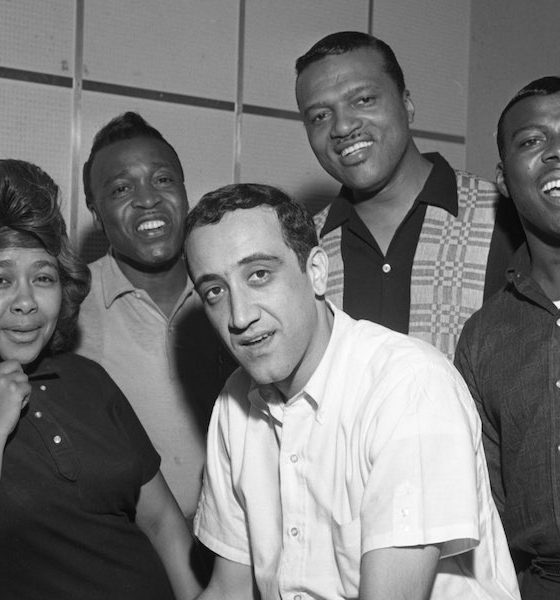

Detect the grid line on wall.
xmin=233 ymin=0 xmax=246 ymax=183
xmin=0 ymin=67 xmax=466 ymax=143
xmin=69 ymin=0 xmax=84 ymax=244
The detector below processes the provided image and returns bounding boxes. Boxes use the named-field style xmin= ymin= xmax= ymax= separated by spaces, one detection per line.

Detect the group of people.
xmin=0 ymin=29 xmax=558 ymax=600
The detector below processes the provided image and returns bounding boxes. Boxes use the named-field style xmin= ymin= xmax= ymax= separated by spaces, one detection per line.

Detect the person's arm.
xmin=136 ymin=470 xmax=202 ymax=600
xmin=359 ymin=544 xmax=441 ymax=600
xmin=196 ymin=555 xmax=255 ymax=600
xmin=0 ymin=360 xmax=31 ymax=476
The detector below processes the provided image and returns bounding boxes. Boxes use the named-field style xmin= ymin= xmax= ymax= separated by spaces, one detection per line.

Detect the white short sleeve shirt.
xmin=195 ymin=307 xmax=519 ymax=600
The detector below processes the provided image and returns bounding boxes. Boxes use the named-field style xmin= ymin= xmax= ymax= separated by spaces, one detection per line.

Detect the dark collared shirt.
xmin=0 ymin=353 xmax=175 ymax=599
xmin=319 ymin=153 xmax=523 ymax=334
xmin=455 ymin=245 xmax=560 ymax=558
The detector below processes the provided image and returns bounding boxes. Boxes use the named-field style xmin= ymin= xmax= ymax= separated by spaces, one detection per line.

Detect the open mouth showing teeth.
xmin=137 ymin=219 xmax=166 ymax=232
xmin=244 ymin=332 xmax=273 ymax=346
xmin=341 ymin=141 xmax=373 ymax=157
xmin=542 ymin=180 xmax=560 ymax=195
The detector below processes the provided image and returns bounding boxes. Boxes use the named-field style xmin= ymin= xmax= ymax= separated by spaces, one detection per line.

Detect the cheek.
xmin=205 ymin=307 xmax=230 ymax=341
xmin=44 ymin=289 xmax=63 ymax=326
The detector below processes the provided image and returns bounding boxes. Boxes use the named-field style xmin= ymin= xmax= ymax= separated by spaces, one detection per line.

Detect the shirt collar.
xmin=99 ymin=252 xmax=194 ymax=308
xmin=320 ymin=152 xmax=457 ymax=236
xmin=247 ymin=302 xmax=349 ymax=423
xmin=506 ymin=243 xmax=558 ymax=314
xmin=24 ymin=354 xmax=61 ymax=381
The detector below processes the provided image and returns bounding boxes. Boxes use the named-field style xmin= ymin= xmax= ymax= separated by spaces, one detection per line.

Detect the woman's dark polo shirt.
xmin=0 ymin=352 xmax=174 ymax=600
xmin=455 ymin=245 xmax=560 ymax=558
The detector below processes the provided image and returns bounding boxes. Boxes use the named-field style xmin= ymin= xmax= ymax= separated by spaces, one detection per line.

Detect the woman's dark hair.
xmin=0 ymin=159 xmax=91 ymax=354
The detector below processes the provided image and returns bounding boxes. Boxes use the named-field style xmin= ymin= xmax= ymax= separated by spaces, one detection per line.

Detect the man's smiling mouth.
xmin=242 ymin=332 xmax=274 ymax=346
xmin=542 ymin=179 xmax=560 ymax=197
xmin=340 ymin=140 xmax=373 ymax=158
xmin=137 ymin=219 xmax=166 ymax=233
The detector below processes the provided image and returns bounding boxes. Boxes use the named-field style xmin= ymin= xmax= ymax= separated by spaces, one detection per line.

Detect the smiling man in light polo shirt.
xmin=186 ymin=182 xmax=519 ymax=600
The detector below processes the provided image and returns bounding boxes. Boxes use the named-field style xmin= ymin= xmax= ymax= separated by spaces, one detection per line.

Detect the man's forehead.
xmin=187 ymin=206 xmax=289 ymax=264
xmin=296 ymin=48 xmax=393 ymax=105
xmin=92 ymin=136 xmax=180 ymax=173
xmin=194 ymin=206 xmax=282 ymax=241
xmin=505 ymin=92 xmax=560 ymax=129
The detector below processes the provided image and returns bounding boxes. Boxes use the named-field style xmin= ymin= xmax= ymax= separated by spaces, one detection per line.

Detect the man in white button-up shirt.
xmin=186 ymin=183 xmax=519 ymax=600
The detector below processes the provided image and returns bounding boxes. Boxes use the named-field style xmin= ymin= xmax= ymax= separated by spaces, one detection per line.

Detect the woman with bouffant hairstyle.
xmin=0 ymin=159 xmax=90 ymax=353
xmin=0 ymin=160 xmax=199 ymax=599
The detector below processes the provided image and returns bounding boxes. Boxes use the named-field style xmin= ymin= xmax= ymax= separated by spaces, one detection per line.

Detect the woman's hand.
xmin=0 ymin=360 xmax=30 ymax=440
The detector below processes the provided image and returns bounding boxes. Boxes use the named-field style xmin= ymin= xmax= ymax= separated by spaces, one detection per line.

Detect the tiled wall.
xmin=0 ymin=0 xmax=470 ymax=261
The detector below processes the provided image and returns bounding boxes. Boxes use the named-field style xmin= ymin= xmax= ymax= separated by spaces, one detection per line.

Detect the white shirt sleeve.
xmin=360 ymin=360 xmax=481 ymax=558
xmin=194 ymin=374 xmax=253 ymax=566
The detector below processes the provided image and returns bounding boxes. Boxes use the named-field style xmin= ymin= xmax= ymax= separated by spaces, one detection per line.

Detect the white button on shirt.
xmin=195 ymin=306 xmax=519 ymax=599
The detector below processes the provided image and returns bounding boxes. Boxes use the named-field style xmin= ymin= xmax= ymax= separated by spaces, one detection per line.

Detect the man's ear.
xmin=496 ymin=162 xmax=510 ymax=198
xmin=89 ymin=204 xmax=105 ymax=232
xmin=306 ymin=246 xmax=329 ymax=297
xmin=403 ymin=89 xmax=415 ymax=124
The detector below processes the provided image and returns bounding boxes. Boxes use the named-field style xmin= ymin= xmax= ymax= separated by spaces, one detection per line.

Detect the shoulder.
xmin=80 ymin=256 xmax=108 ymax=306
xmin=52 ymin=351 xmax=114 ymax=382
xmin=313 ymin=202 xmax=333 ymax=233
xmin=455 ymin=286 xmax=514 ymax=364
xmin=454 ymin=168 xmax=500 ymax=198
xmin=338 ymin=316 xmax=463 ymax=394
xmin=86 ymin=254 xmax=109 ymax=279
xmin=48 ymin=353 xmax=122 ymax=402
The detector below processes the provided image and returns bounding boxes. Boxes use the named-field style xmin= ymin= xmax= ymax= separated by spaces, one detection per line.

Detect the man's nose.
xmin=228 ymin=288 xmax=260 ymax=332
xmin=542 ymin=132 xmax=560 ymax=163
xmin=132 ymin=184 xmax=161 ymax=208
xmin=330 ymin=106 xmax=361 ymax=139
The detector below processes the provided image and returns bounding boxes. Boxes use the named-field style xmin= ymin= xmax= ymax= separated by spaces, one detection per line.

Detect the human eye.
xmin=0 ymin=274 xmax=11 ymax=289
xmin=519 ymin=137 xmax=543 ymax=148
xmin=154 ymin=170 xmax=176 ymax=187
xmin=34 ymin=271 xmax=59 ymax=286
xmin=111 ymin=182 xmax=131 ymax=198
xmin=202 ymin=285 xmax=225 ymax=306
xmin=516 ymin=130 xmax=545 ymax=150
xmin=308 ymin=110 xmax=330 ymax=126
xmin=355 ymin=94 xmax=376 ymax=107
xmin=248 ymin=269 xmax=271 ymax=285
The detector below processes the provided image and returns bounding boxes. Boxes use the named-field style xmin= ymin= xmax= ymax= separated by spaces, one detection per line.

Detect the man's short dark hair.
xmin=295 ymin=31 xmax=405 ymax=94
xmin=185 ymin=183 xmax=318 ymax=272
xmin=82 ymin=111 xmax=184 ymax=209
xmin=497 ymin=76 xmax=560 ymax=160
xmin=0 ymin=159 xmax=91 ymax=353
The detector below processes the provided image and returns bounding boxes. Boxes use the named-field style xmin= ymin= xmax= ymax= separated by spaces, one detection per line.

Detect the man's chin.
xmin=115 ymin=249 xmax=183 ymax=274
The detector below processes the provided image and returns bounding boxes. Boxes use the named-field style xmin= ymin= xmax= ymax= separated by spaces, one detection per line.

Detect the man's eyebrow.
xmin=510 ymin=123 xmax=545 ymax=138
xmin=238 ymin=253 xmax=282 ymax=266
xmin=303 ymin=84 xmax=376 ymax=114
xmin=100 ymin=169 xmax=129 ymax=190
xmin=99 ymin=161 xmax=178 ymax=189
xmin=193 ymin=253 xmax=282 ymax=289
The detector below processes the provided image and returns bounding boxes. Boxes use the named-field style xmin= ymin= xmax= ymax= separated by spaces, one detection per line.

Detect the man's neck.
xmin=351 ymin=144 xmax=432 ymax=255
xmin=275 ymin=301 xmax=335 ymax=402
xmin=114 ymin=255 xmax=188 ymax=318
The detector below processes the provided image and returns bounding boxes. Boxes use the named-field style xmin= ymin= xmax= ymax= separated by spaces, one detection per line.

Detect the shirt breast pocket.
xmin=332 ymin=516 xmax=361 ymax=599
